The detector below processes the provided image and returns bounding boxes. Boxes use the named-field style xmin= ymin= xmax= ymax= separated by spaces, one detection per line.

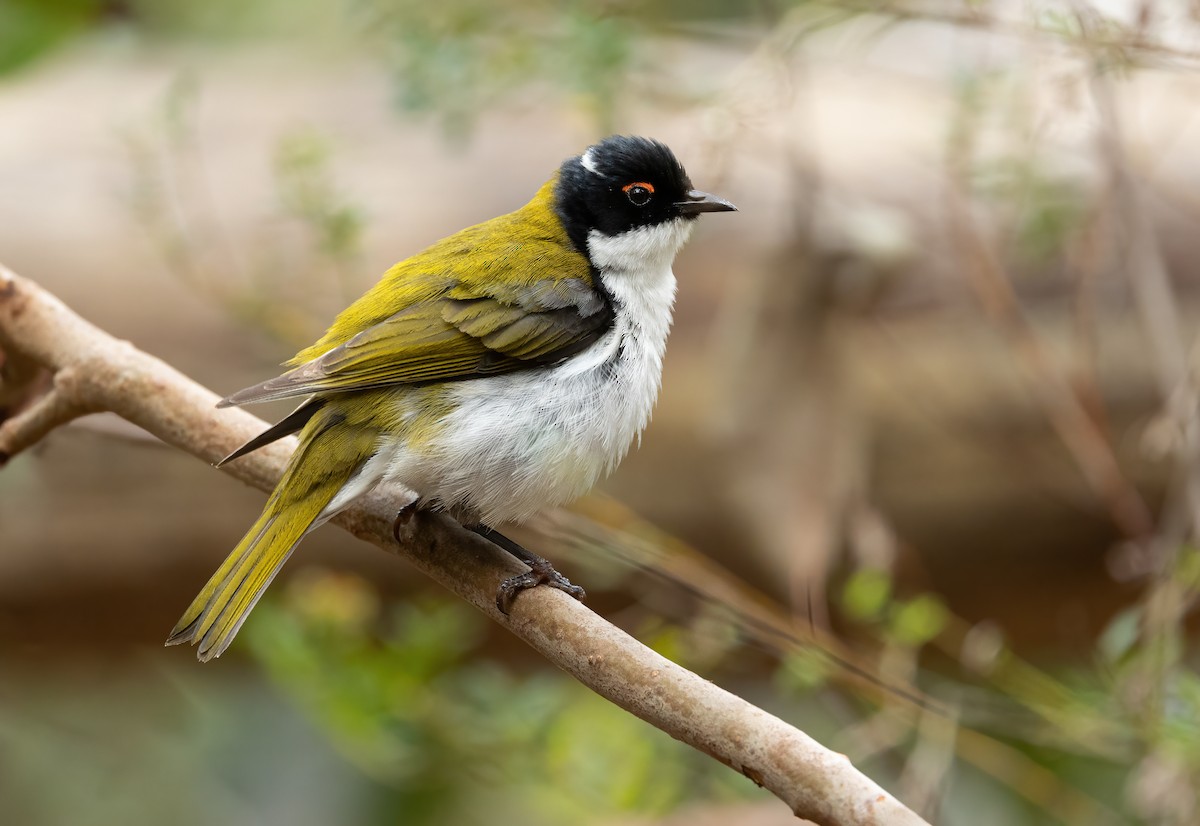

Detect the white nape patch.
xmin=580 ymin=147 xmax=602 ymax=176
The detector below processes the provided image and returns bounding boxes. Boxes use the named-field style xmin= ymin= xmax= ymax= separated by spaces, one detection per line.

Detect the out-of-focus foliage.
xmin=0 ymin=661 xmax=379 ymax=826
xmin=0 ymin=0 xmax=747 ymax=133
xmin=275 ymin=130 xmax=366 ymax=303
xmin=366 ymin=0 xmax=639 ymax=136
xmin=810 ymin=546 xmax=1200 ymax=824
xmin=0 ymin=0 xmax=101 ymax=75
xmin=121 ymin=82 xmax=365 ymax=348
xmin=245 ymin=571 xmax=757 ymax=825
xmin=238 ymin=550 xmax=1200 ymax=824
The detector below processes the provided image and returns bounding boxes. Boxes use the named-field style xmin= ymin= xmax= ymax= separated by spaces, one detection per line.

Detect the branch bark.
xmin=0 ymin=264 xmax=930 ymax=826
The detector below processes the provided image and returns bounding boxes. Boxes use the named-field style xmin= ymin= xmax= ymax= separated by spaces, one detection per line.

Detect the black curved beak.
xmin=676 ymin=189 xmax=738 ymax=216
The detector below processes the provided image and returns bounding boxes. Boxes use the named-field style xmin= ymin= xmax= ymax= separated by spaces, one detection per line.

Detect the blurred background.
xmin=3 ymin=1 xmax=1200 ymax=823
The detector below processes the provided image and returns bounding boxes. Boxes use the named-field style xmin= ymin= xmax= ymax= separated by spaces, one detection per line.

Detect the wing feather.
xmin=220 ymin=178 xmax=612 ymax=408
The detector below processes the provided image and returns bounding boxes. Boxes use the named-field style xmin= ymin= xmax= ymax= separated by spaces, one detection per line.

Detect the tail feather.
xmin=167 ymin=518 xmax=273 ymax=645
xmin=168 ymin=411 xmax=380 ymax=661
xmin=216 ymin=398 xmax=326 ymax=468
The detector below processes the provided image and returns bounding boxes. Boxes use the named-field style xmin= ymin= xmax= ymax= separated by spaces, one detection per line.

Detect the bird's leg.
xmin=470 ymin=525 xmax=586 ymax=613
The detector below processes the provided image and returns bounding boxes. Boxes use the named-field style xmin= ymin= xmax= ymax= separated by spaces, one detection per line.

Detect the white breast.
xmin=412 ymin=323 xmax=663 ymax=524
xmin=373 ymin=218 xmax=695 ymax=526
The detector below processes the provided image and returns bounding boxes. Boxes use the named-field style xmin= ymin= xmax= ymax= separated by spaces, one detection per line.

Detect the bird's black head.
xmin=554 ymin=135 xmax=735 ymax=257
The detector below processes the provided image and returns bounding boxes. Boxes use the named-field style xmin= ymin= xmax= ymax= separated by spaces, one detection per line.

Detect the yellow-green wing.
xmin=221 ymin=178 xmax=611 ymax=407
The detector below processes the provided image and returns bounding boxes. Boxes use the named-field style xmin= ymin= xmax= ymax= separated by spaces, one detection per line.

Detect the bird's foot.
xmin=496 ymin=558 xmax=587 ymax=614
xmin=469 ymin=525 xmax=586 ymax=613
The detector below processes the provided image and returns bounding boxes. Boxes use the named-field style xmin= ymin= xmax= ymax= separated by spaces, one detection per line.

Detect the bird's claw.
xmin=392 ymin=502 xmax=418 ymax=543
xmin=496 ymin=557 xmax=587 ymax=614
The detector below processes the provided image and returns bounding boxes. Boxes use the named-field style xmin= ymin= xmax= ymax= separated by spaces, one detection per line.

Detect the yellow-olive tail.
xmin=167 ymin=412 xmax=379 ymax=662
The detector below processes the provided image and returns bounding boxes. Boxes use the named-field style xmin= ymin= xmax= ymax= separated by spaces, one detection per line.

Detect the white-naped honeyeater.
xmin=167 ymin=135 xmax=736 ymax=661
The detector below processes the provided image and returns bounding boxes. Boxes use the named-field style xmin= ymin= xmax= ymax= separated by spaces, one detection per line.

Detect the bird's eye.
xmin=622 ymin=181 xmax=654 ymax=206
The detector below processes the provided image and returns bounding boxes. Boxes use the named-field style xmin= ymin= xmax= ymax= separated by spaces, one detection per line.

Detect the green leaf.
xmin=777 ymin=647 xmax=834 ymax=693
xmin=842 ymin=568 xmax=892 ymax=623
xmin=888 ymin=594 xmax=949 ymax=647
xmin=1098 ymin=606 xmax=1141 ymax=664
xmin=0 ymin=0 xmax=99 ymax=76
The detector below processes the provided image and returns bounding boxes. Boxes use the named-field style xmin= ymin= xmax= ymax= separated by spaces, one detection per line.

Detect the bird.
xmin=166 ymin=134 xmax=736 ymax=661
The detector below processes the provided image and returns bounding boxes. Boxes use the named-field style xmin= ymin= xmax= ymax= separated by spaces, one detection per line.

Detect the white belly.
xmin=387 ymin=319 xmax=662 ymax=524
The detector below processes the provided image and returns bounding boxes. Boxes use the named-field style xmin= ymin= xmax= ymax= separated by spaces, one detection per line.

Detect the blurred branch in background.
xmin=945 ymin=79 xmax=1154 ymax=542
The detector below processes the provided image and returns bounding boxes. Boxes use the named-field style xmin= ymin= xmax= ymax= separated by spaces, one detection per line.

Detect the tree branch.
xmin=0 ymin=264 xmax=930 ymax=826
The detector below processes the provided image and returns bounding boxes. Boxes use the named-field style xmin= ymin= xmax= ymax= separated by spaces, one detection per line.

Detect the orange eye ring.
xmin=622 ymin=181 xmax=654 ymax=206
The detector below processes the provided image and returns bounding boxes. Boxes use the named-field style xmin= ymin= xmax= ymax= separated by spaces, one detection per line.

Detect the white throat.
xmin=587 ymin=219 xmax=692 ymax=352
xmin=587 ymin=218 xmax=694 ymax=279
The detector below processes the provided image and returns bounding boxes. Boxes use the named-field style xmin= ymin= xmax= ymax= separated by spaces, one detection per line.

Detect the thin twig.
xmin=0 ymin=371 xmax=91 ymax=462
xmin=944 ymin=139 xmax=1156 ymax=541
